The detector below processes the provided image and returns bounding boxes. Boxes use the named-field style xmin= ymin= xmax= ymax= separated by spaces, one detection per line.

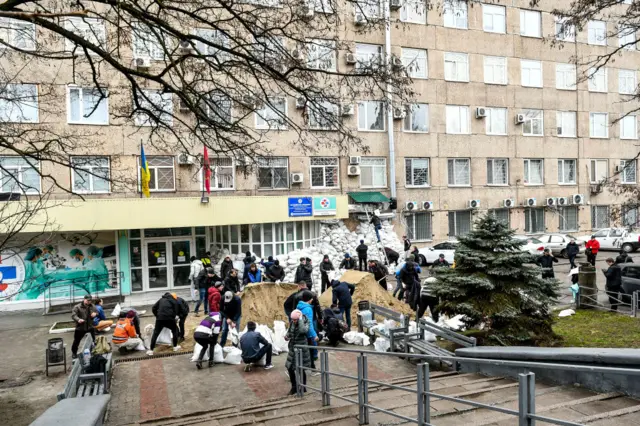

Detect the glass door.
xmin=171 ymin=240 xmax=191 ymax=287
xmin=146 ymin=241 xmax=168 ymax=289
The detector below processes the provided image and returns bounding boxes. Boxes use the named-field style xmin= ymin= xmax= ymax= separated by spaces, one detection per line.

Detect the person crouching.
xmin=193 ymin=312 xmax=222 ymax=369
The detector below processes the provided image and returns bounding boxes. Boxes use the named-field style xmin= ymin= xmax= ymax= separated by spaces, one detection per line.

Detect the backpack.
xmin=93 ymin=335 xmax=112 ymax=355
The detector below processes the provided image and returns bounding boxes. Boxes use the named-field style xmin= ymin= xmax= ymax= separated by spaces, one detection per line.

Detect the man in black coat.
xmin=370 ymin=213 xmax=382 ymax=242
xmin=368 ymin=260 xmax=389 ymax=291
xmin=603 ymin=258 xmax=622 ymax=311
xmin=220 ymin=255 xmax=233 ymax=279
xmin=220 ymin=291 xmax=242 ymax=346
xmin=319 ymin=255 xmax=334 ymax=293
xmin=175 ymin=294 xmax=190 ymax=343
xmin=536 ymin=249 xmax=559 ymax=279
xmin=431 ymin=254 xmax=450 ymax=269
xmin=331 ymin=280 xmax=356 ymax=330
xmin=284 ymin=282 xmax=308 ymax=319
xmin=148 ymin=293 xmax=180 ymax=354
xmin=566 ymin=239 xmax=581 ymax=269
xmin=223 ymin=269 xmax=241 ymax=294
xmin=384 ymin=247 xmax=400 ymax=266
xmin=339 ymin=253 xmax=356 ymax=270
xmin=266 ymin=260 xmax=286 ymax=282
xmin=615 ymin=250 xmax=633 ymax=265
xmin=356 ymin=240 xmax=368 ymax=271
xmin=294 ymin=257 xmax=313 ymax=290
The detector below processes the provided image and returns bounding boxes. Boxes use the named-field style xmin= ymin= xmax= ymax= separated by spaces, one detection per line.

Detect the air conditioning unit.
xmin=590 ymin=184 xmax=602 ymax=195
xmin=132 ymin=57 xmax=151 ymax=70
xmin=179 ymin=40 xmax=195 ymax=55
xmin=178 ymin=98 xmax=190 ymax=112
xmin=349 ymin=156 xmax=361 ymax=165
xmin=348 ymin=165 xmax=361 ymax=176
xmin=422 ymin=201 xmax=434 ymax=210
xmin=177 ymin=153 xmax=195 ymax=166
xmin=557 ymin=197 xmax=569 ymax=206
xmin=524 ymin=197 xmax=537 ymax=207
xmin=503 ymin=198 xmax=515 ymax=208
xmin=468 ymin=199 xmax=480 ymax=209
xmin=291 ymin=48 xmax=304 ymax=61
xmin=291 ymin=172 xmax=304 ymax=184
xmin=615 ymin=165 xmax=623 ymax=173
xmin=393 ymin=107 xmax=406 ymax=120
xmin=572 ymin=194 xmax=585 ymax=205
xmin=295 ymin=96 xmax=306 ymax=109
xmin=345 ymin=52 xmax=357 ymax=65
xmin=405 ymin=201 xmax=418 ymax=211
xmin=476 ymin=107 xmax=487 ymax=118
xmin=341 ymin=103 xmax=355 ymax=116
xmin=515 ymin=113 xmax=525 ymax=124
xmin=391 ymin=56 xmax=403 ymax=69
xmin=354 ymin=13 xmax=366 ymax=25
xmin=390 ymin=0 xmax=402 ymax=10
xmin=546 ymin=197 xmax=557 ymax=207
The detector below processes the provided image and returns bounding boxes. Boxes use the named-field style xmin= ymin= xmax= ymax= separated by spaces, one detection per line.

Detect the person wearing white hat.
xmin=417 ymin=277 xmax=439 ymax=322
xmin=220 ymin=291 xmax=242 ymax=347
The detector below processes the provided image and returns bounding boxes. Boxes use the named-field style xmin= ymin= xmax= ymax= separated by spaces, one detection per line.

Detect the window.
xmin=257 ymin=157 xmax=289 ymax=189
xmin=619 ymin=69 xmax=637 ymax=95
xmin=71 ymin=157 xmax=110 ymax=193
xmin=448 ymin=211 xmax=472 ymax=237
xmin=521 ymin=60 xmax=542 ymax=87
xmin=0 ymin=84 xmax=38 ymax=123
xmin=255 ymin=98 xmax=287 ymax=130
xmin=308 ymin=100 xmax=339 ymax=130
xmin=558 ymin=206 xmax=578 ymax=231
xmin=132 ymin=22 xmax=166 ymax=60
xmin=522 ymin=109 xmax=543 ymax=136
xmin=555 ymin=17 xmax=575 ymax=42
xmin=623 ymin=205 xmax=640 ymax=228
xmin=444 ymin=52 xmax=469 ymax=82
xmin=400 ymin=0 xmax=426 ymax=24
xmin=313 ymin=0 xmax=335 ymax=13
xmin=489 ymin=209 xmax=510 ymax=227
xmin=520 ymin=10 xmax=542 ymax=38
xmin=483 ymin=5 xmax=506 ymax=33
xmin=67 ymin=86 xmax=109 ymax=125
xmin=558 ymin=159 xmax=577 ymax=185
xmin=358 ymin=101 xmax=385 ymax=131
xmin=588 ymin=68 xmax=608 ymax=92
xmin=590 ymin=112 xmax=609 ymax=138
xmin=485 ymin=108 xmax=507 ymax=135
xmin=620 ymin=115 xmax=637 ymax=140
xmin=360 ymin=157 xmax=387 ymax=188
xmin=556 ymin=63 xmax=577 ymax=90
xmin=591 ymin=205 xmax=610 ymax=229
xmin=0 ymin=18 xmax=36 ymax=50
xmin=405 ymin=158 xmax=429 ymax=187
xmin=619 ymin=25 xmax=636 ymax=49
xmin=310 ymin=157 xmax=339 ymax=188
xmin=201 ymin=92 xmax=232 ymax=125
xmin=406 ymin=212 xmax=432 ymax=241
xmin=255 ymin=35 xmax=285 ymax=64
xmin=0 ymin=157 xmax=40 ymax=194
xmin=142 ymin=156 xmax=175 ymax=192
xmin=590 ymin=159 xmax=608 ymax=184
xmin=208 ymin=158 xmax=234 ymax=190
xmin=355 ymin=0 xmax=381 ymax=19
xmin=355 ymin=43 xmax=382 ymax=70
xmin=487 ymin=158 xmax=508 ymax=185
xmin=403 ymin=103 xmax=429 ymax=132
xmin=443 ymin=1 xmax=467 ymax=29
xmin=620 ymin=159 xmax=637 ymax=184
xmin=556 ymin=111 xmax=576 ymax=137
xmin=401 ymin=48 xmax=428 ymax=79
xmin=484 ymin=56 xmax=507 ymax=85
xmin=448 ymin=158 xmax=471 ymax=186
xmin=525 ymin=208 xmax=545 ymax=233
xmin=195 ymin=29 xmax=229 ymax=62
xmin=134 ymin=90 xmax=173 ymax=127
xmin=588 ymin=20 xmax=607 ymax=45
xmin=64 ymin=18 xmax=106 ymax=52
xmin=446 ymin=105 xmax=469 ymax=134
xmin=524 ymin=159 xmax=544 ymax=185
xmin=306 ymin=39 xmax=337 ymax=71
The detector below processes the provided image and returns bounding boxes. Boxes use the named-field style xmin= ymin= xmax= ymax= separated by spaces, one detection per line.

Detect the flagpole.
xmin=140 ymin=140 xmax=143 ymax=199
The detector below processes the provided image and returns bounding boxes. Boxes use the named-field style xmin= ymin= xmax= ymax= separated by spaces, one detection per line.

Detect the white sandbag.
xmin=222 ymin=346 xmax=234 ymax=354
xmin=383 ymin=319 xmax=397 ymax=331
xmin=343 ymin=331 xmax=371 ymax=346
xmin=223 ymin=347 xmax=243 ymax=365
xmin=156 ymin=327 xmax=173 ymax=346
xmin=191 ymin=343 xmax=209 ymax=362
xmin=558 ymin=309 xmax=575 ymax=318
xmin=256 ymin=324 xmax=281 ymax=355
xmin=408 ymin=321 xmax=417 ymax=334
xmin=111 ymin=303 xmax=121 ymax=318
xmin=374 ymin=337 xmax=390 ymax=352
xmin=442 ymin=314 xmax=465 ymax=331
xmin=213 ymin=344 xmax=224 ymax=363
xmin=143 ymin=324 xmax=154 ymax=349
xmin=273 ymin=321 xmax=289 ymax=353
xmin=230 ymin=327 xmax=240 ymax=346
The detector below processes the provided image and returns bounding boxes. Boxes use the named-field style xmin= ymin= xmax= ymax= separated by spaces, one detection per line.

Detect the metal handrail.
xmin=41 ymin=271 xmax=124 ymax=314
xmin=576 ymin=287 xmax=639 ymax=316
xmin=293 ymin=345 xmax=640 ymax=426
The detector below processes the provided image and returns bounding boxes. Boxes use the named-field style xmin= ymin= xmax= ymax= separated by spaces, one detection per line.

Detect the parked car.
xmin=577 ymin=228 xmax=640 ymax=253
xmin=418 ymin=241 xmax=458 ymax=265
xmin=512 ymin=236 xmax=548 ymax=255
xmin=536 ymin=234 xmax=585 ymax=258
xmin=616 ymin=263 xmax=640 ymax=306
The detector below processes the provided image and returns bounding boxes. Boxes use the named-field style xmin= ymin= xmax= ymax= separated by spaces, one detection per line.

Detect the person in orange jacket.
xmin=585 ymin=235 xmax=600 ymax=266
xmin=208 ymin=281 xmax=224 ymax=313
xmin=112 ymin=311 xmax=145 ymax=353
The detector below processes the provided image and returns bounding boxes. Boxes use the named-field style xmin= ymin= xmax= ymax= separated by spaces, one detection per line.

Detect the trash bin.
xmin=46 ymin=337 xmax=66 ymax=376
xmin=578 ymin=263 xmax=597 ymax=308
xmin=358 ymin=301 xmax=370 ymax=311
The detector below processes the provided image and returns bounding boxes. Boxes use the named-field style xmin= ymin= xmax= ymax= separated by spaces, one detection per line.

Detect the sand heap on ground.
xmin=238 ymin=282 xmax=299 ymax=329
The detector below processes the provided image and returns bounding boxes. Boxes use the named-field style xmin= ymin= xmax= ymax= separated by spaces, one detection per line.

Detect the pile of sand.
xmin=239 ymin=282 xmax=299 ymax=329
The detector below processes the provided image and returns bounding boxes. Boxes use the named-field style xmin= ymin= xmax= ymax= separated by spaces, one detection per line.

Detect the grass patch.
xmin=553 ymin=309 xmax=640 ymax=348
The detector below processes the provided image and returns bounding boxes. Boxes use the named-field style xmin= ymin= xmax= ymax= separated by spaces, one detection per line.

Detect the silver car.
xmin=536 ymin=234 xmax=585 ymax=258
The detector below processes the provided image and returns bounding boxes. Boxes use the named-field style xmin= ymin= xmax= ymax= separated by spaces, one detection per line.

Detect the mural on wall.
xmin=0 ymin=232 xmax=117 ymax=302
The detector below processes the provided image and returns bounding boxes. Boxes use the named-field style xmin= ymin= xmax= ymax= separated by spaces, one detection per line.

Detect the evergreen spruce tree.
xmin=432 ymin=215 xmax=560 ymax=346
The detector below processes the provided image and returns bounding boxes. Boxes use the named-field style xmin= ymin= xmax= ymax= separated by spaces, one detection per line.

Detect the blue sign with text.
xmin=288 ymin=197 xmax=313 ymax=217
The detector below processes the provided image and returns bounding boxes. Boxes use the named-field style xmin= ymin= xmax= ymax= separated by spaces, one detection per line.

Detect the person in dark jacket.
xmin=220 ymin=291 xmax=242 ymax=347
xmin=242 ymin=251 xmax=256 ymax=278
xmin=243 ymin=263 xmax=262 ymax=284
xmin=322 ymin=306 xmax=347 ymax=347
xmin=370 ymin=213 xmax=382 ymax=242
xmin=566 ymin=239 xmax=580 ymax=269
xmin=536 ymin=249 xmax=559 ymax=279
xmin=410 ymin=246 xmax=420 ymax=261
xmin=339 ymin=253 xmax=355 ymax=270
xmin=417 ymin=277 xmax=439 ymax=322
xmin=284 ymin=282 xmax=308 ymax=319
xmin=207 ymin=281 xmax=224 ymax=313
xmin=193 ymin=312 xmax=222 ymax=369
xmin=384 ymin=247 xmax=400 ymax=266
xmin=319 ymin=255 xmax=334 ymax=293
xmin=285 ymin=310 xmax=311 ymax=395
xmin=260 ymin=256 xmax=275 ymax=270
xmin=615 ymin=250 xmax=633 ymax=265
xmin=403 ymin=235 xmax=411 ymax=257
xmin=70 ymin=295 xmax=97 ymax=358
xmin=356 ymin=240 xmax=368 ymax=271
xmin=220 ymin=255 xmax=233 ymax=279
xmin=223 ymin=269 xmax=241 ymax=294
xmin=331 ymin=280 xmax=355 ymax=330
xmin=368 ymin=260 xmax=389 ymax=291
xmin=194 ymin=267 xmax=219 ymax=315
xmin=398 ymin=255 xmax=421 ymax=309
xmin=294 ymin=257 xmax=313 ymax=290
xmin=603 ymin=258 xmax=623 ymax=311
xmin=266 ymin=260 xmax=286 ymax=282
xmin=148 ymin=293 xmax=181 ymax=354
xmin=239 ymin=321 xmax=273 ymax=370
xmin=174 ymin=293 xmax=190 ymax=343
xmin=431 ymin=254 xmax=450 ymax=269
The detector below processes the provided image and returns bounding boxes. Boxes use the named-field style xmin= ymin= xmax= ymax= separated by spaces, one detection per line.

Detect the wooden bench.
xmin=357 ymin=303 xmax=409 ymax=352
xmin=57 ymin=335 xmax=113 ymax=401
xmin=402 ymin=319 xmax=476 ymax=369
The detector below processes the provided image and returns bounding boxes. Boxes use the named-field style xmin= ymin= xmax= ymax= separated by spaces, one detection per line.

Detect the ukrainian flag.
xmin=140 ymin=144 xmax=151 ymax=198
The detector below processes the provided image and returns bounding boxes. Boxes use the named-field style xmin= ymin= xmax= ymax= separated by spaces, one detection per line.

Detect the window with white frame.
xmin=525 ymin=208 xmax=545 ymax=233
xmin=201 ymin=92 xmax=232 ymax=125
xmin=619 ymin=25 xmax=636 ymax=49
xmin=71 ymin=156 xmax=110 ymax=193
xmin=483 ymin=4 xmax=505 ymax=33
xmin=588 ymin=20 xmax=607 ymax=45
xmin=358 ymin=101 xmax=385 ymax=131
xmin=446 ymin=105 xmax=469 ymax=134
xmin=484 ymin=56 xmax=507 ymax=85
xmin=64 ymin=18 xmax=106 ymax=53
xmin=67 ymin=86 xmax=109 ymax=125
xmin=524 ymin=159 xmax=544 ymax=185
xmin=405 ymin=158 xmax=429 ymax=187
xmin=489 ymin=209 xmax=510 ymax=227
xmin=623 ymin=205 xmax=640 ymax=228
xmin=487 ymin=158 xmax=508 ymax=185
xmin=140 ymin=156 xmax=175 ymax=192
xmin=590 ymin=112 xmax=609 ymax=138
xmin=520 ymin=10 xmax=541 ymax=37
xmin=0 ymin=157 xmax=40 ymax=194
xmin=558 ymin=206 xmax=578 ymax=231
xmin=355 ymin=0 xmax=381 ymax=19
xmin=485 ymin=107 xmax=507 ymax=135
xmin=621 ymin=115 xmax=637 ymax=140
xmin=255 ymin=98 xmax=287 ymax=130
xmin=555 ymin=17 xmax=575 ymax=42
xmin=556 ymin=63 xmax=576 ymax=90
xmin=590 ymin=159 xmax=608 ymax=184
xmin=448 ymin=158 xmax=471 ymax=186
xmin=255 ymin=35 xmax=285 ymax=64
xmin=591 ymin=205 xmax=610 ymax=229
xmin=401 ymin=48 xmax=428 ymax=79
xmin=360 ymin=157 xmax=387 ymax=188
xmin=310 ymin=157 xmax=339 ymax=188
xmin=0 ymin=18 xmax=36 ymax=50
xmin=621 ymin=159 xmax=637 ymax=184
xmin=208 ymin=157 xmax=235 ymax=190
xmin=556 ymin=111 xmax=576 ymax=137
xmin=195 ymin=28 xmax=229 ymax=62
xmin=355 ymin=43 xmax=382 ymax=70
xmin=132 ymin=22 xmax=166 ymax=60
xmin=406 ymin=212 xmax=432 ymax=241
xmin=314 ymin=0 xmax=335 ymax=13
xmin=308 ymin=100 xmax=339 ymax=130
xmin=448 ymin=210 xmax=472 ymax=237
xmin=0 ymin=84 xmax=38 ymax=123
xmin=558 ymin=159 xmax=576 ymax=184
xmin=444 ymin=52 xmax=469 ymax=82
xmin=403 ymin=103 xmax=429 ymax=132
xmin=619 ymin=69 xmax=637 ymax=95
xmin=521 ymin=60 xmax=542 ymax=87
xmin=306 ymin=39 xmax=337 ymax=71
xmin=522 ymin=109 xmax=543 ymax=136
xmin=257 ymin=157 xmax=289 ymax=189
xmin=400 ymin=0 xmax=426 ymax=24
xmin=443 ymin=1 xmax=467 ymax=29
xmin=134 ymin=90 xmax=173 ymax=127
xmin=588 ymin=67 xmax=608 ymax=92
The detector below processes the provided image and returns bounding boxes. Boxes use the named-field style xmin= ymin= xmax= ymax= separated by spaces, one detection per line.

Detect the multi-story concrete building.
xmin=0 ymin=0 xmax=638 ymax=309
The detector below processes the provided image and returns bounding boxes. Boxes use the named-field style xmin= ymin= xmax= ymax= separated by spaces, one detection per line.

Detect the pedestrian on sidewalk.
xmin=193 ymin=312 xmax=222 ymax=369
xmin=356 ymin=240 xmax=368 ymax=271
xmin=537 ymin=249 xmax=558 ymax=279
xmin=92 ymin=298 xmax=113 ymax=332
xmin=586 ymin=236 xmax=600 ymax=266
xmin=319 ymin=255 xmax=334 ymax=293
xmin=393 ymin=260 xmax=405 ymax=300
xmin=615 ymin=250 xmax=633 ymax=265
xmin=566 ymin=239 xmax=580 ymax=269
xmin=220 ymin=291 xmax=242 ymax=347
xmin=239 ymin=321 xmax=273 ymax=371
xmin=295 ymin=257 xmax=313 ymax=290
xmin=602 ymin=258 xmax=622 ymax=311
xmin=189 ymin=256 xmax=204 ymax=302
xmin=296 ymin=291 xmax=319 ymax=369
xmin=330 ymin=279 xmax=355 ymax=330
xmin=148 ymin=292 xmax=181 ymax=355
xmin=71 ymin=295 xmax=97 ymax=359
xmin=285 ymin=310 xmax=311 ymax=395
xmin=174 ymin=293 xmax=190 ymax=343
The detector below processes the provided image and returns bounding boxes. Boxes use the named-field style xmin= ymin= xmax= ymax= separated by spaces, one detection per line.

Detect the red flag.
xmin=203 ymin=146 xmax=211 ymax=194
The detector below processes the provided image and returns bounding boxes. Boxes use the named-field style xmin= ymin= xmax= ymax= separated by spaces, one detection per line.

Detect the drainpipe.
xmin=384 ymin=0 xmax=397 ymax=200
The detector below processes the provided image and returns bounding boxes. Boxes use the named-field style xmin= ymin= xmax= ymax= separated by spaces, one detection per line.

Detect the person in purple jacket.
xmin=193 ymin=312 xmax=222 ymax=369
